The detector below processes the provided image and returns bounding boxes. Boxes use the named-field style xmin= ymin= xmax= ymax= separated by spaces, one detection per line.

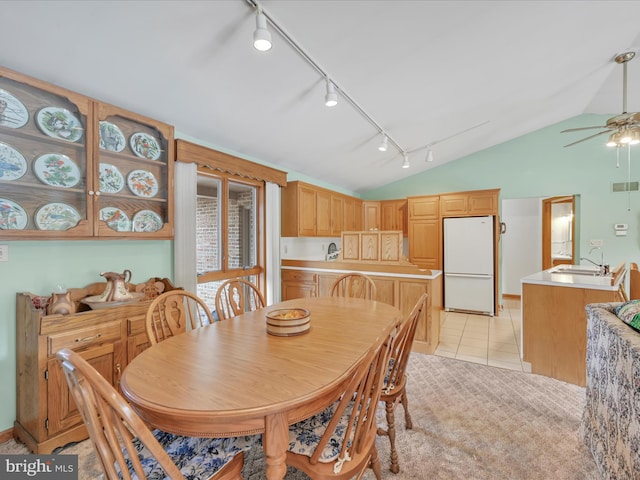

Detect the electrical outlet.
xmin=0 ymin=244 xmax=8 ymax=262
xmin=589 ymin=239 xmax=604 ymax=247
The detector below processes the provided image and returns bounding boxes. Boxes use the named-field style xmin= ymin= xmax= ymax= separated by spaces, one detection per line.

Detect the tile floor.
xmin=434 ymin=297 xmax=529 ymax=372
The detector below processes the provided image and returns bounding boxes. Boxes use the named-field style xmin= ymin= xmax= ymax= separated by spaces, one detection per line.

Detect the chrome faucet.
xmin=580 ymin=247 xmax=609 ymax=276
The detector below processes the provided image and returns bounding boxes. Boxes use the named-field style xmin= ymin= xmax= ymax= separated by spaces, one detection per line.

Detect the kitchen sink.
xmin=551 ymin=266 xmax=602 ymax=276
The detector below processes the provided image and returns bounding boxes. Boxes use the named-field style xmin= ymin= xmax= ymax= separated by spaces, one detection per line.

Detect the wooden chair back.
xmin=56 ymin=348 xmax=189 ymax=479
xmin=145 ymin=290 xmax=214 ymax=345
xmin=630 ymin=262 xmax=640 ymax=300
xmin=215 ymin=278 xmax=265 ymax=320
xmin=330 ymin=273 xmax=377 ymax=300
xmin=287 ymin=317 xmax=401 ymax=478
xmin=385 ymin=293 xmax=427 ymax=394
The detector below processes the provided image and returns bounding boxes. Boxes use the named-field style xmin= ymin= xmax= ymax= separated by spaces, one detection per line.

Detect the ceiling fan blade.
xmin=563 ymin=129 xmax=611 ymax=148
xmin=560 ymin=126 xmax=607 ymax=133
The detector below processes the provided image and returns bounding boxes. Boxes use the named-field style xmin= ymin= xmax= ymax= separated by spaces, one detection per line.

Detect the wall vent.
xmin=612 ymin=181 xmax=639 ymax=192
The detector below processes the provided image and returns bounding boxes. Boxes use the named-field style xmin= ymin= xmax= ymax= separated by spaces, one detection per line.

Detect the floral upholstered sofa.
xmin=582 ymin=303 xmax=640 ymax=480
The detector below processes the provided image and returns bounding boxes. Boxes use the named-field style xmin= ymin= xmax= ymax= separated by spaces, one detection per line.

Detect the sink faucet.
xmin=580 ymin=247 xmax=609 ymax=275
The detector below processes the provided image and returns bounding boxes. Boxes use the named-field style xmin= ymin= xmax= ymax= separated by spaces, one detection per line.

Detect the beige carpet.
xmin=1 ymin=353 xmax=599 ymax=479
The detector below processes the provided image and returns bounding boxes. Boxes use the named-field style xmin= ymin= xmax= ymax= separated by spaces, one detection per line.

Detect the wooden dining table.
xmin=119 ymin=295 xmax=402 ymax=480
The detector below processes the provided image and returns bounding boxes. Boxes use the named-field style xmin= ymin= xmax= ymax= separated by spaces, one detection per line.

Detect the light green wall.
xmin=364 ymin=114 xmax=640 ymax=272
xmin=0 ymin=241 xmax=172 ymax=433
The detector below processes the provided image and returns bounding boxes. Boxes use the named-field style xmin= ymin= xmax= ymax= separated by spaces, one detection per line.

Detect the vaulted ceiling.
xmin=3 ymin=1 xmax=640 ymax=193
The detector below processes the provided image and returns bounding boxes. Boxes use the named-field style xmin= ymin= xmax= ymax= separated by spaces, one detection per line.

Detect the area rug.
xmin=1 ymin=353 xmax=599 ymax=479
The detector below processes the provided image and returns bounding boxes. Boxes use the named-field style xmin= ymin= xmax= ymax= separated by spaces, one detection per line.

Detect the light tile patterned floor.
xmin=434 ymin=297 xmax=527 ymax=372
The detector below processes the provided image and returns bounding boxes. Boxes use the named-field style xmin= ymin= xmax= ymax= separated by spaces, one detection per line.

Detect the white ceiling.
xmin=3 ymin=1 xmax=640 ymax=193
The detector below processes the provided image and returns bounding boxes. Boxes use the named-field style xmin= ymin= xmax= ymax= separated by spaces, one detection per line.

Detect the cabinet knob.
xmin=95 ymin=191 xmax=101 ymax=196
xmin=88 ymin=190 xmax=95 ymax=196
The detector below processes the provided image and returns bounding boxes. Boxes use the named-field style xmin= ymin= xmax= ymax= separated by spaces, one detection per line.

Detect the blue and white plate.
xmin=36 ymin=107 xmax=84 ymax=142
xmin=132 ymin=209 xmax=163 ymax=233
xmin=33 ymin=153 xmax=81 ymax=188
xmin=129 ymin=132 xmax=161 ymax=160
xmin=35 ymin=202 xmax=81 ymax=231
xmin=99 ymin=121 xmax=126 ymax=152
xmin=0 ymin=142 xmax=27 ymax=181
xmin=0 ymin=89 xmax=28 ymax=128
xmin=99 ymin=163 xmax=125 ymax=193
xmin=0 ymin=197 xmax=27 ymax=229
xmin=100 ymin=207 xmax=131 ymax=232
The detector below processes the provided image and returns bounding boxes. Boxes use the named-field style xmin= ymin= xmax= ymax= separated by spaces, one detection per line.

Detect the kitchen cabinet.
xmin=342 ymin=231 xmax=403 ymax=262
xmin=380 ymin=199 xmax=407 ymax=235
xmin=0 ymin=66 xmax=174 ymax=240
xmin=362 ymin=201 xmax=381 ymax=231
xmin=14 ymin=278 xmax=176 ymax=453
xmin=281 ymin=180 xmax=362 ymax=237
xmin=408 ymin=195 xmax=439 ymax=220
xmin=281 ymin=262 xmax=442 ymax=354
xmin=408 ymin=195 xmax=440 ymax=269
xmin=439 ymin=189 xmax=498 ymax=217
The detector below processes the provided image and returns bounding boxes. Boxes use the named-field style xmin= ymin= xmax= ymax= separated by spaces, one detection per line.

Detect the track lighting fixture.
xmin=324 ymin=79 xmax=337 ymax=107
xmin=402 ymin=154 xmax=410 ymax=169
xmin=378 ymin=134 xmax=388 ymax=152
xmin=253 ymin=7 xmax=272 ymax=52
xmin=425 ymin=148 xmax=434 ymax=162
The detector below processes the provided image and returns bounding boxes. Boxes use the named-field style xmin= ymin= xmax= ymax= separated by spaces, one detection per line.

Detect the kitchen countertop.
xmin=521 ymin=264 xmax=625 ymax=291
xmin=281 ymin=259 xmax=442 ymax=280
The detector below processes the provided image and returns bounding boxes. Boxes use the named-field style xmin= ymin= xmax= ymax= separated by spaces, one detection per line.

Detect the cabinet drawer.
xmin=282 ymin=270 xmax=317 ymax=283
xmin=48 ymin=321 xmax=121 ymax=356
xmin=127 ymin=314 xmax=147 ymax=336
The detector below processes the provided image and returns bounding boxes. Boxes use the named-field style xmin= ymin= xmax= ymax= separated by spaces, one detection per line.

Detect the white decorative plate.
xmin=99 ymin=163 xmax=124 ymax=193
xmin=99 ymin=121 xmax=126 ymax=152
xmin=100 ymin=207 xmax=131 ymax=232
xmin=0 ymin=89 xmax=28 ymax=128
xmin=0 ymin=197 xmax=28 ymax=229
xmin=129 ymin=132 xmax=161 ymax=160
xmin=132 ymin=209 xmax=163 ymax=233
xmin=0 ymin=142 xmax=27 ymax=181
xmin=36 ymin=107 xmax=84 ymax=142
xmin=33 ymin=153 xmax=81 ymax=188
xmin=127 ymin=169 xmax=158 ymax=197
xmin=35 ymin=202 xmax=81 ymax=231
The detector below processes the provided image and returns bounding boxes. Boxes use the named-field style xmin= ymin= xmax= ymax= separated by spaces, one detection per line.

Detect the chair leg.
xmin=384 ymin=400 xmax=400 ymax=474
xmin=369 ymin=444 xmax=383 ymax=480
xmin=400 ymin=390 xmax=413 ymax=430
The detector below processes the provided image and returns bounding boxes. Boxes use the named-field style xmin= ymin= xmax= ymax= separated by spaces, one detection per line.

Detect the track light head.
xmin=402 ymin=154 xmax=410 ymax=169
xmin=378 ymin=134 xmax=388 ymax=152
xmin=253 ymin=10 xmax=272 ymax=51
xmin=325 ymin=79 xmax=338 ymax=107
xmin=425 ymin=149 xmax=434 ymax=162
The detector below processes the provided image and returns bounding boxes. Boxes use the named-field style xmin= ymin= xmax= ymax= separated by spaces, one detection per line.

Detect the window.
xmin=195 ymin=169 xmax=264 ymax=315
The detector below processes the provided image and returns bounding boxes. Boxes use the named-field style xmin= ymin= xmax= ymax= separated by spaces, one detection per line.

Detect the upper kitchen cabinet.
xmin=439 ymin=189 xmax=499 ymax=217
xmin=281 ymin=180 xmax=362 ymax=237
xmin=362 ymin=201 xmax=381 ymax=231
xmin=0 ymin=67 xmax=174 ymax=239
xmin=380 ymin=199 xmax=407 ymax=235
xmin=408 ymin=195 xmax=440 ymax=269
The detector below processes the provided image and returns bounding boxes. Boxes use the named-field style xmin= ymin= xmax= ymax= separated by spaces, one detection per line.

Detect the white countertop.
xmin=521 ymin=264 xmax=623 ymax=291
xmin=281 ymin=265 xmax=442 ymax=280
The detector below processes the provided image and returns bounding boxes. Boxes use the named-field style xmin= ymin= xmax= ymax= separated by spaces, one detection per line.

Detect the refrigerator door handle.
xmin=445 ymin=273 xmax=493 ymax=279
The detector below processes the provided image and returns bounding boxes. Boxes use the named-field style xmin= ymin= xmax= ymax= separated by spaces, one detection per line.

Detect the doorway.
xmin=541 ymin=196 xmax=575 ymax=270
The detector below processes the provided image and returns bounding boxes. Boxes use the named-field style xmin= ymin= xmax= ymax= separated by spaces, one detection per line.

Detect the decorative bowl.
xmin=81 ymin=292 xmax=144 ymax=310
xmin=265 ymin=308 xmax=310 ymax=337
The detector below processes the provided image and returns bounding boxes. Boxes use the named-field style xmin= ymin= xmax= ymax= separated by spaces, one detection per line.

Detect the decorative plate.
xmin=35 ymin=107 xmax=84 ymax=142
xmin=0 ymin=142 xmax=27 ymax=181
xmin=35 ymin=202 xmax=81 ymax=231
xmin=33 ymin=153 xmax=81 ymax=188
xmin=0 ymin=89 xmax=28 ymax=128
xmin=99 ymin=163 xmax=124 ymax=193
xmin=129 ymin=132 xmax=161 ymax=160
xmin=132 ymin=209 xmax=163 ymax=233
xmin=0 ymin=197 xmax=28 ymax=230
xmin=99 ymin=121 xmax=126 ymax=152
xmin=100 ymin=207 xmax=131 ymax=232
xmin=127 ymin=169 xmax=158 ymax=197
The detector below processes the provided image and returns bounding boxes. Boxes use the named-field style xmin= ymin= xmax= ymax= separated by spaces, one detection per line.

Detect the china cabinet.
xmin=0 ymin=66 xmax=174 ymax=239
xmin=14 ymin=278 xmax=177 ymax=453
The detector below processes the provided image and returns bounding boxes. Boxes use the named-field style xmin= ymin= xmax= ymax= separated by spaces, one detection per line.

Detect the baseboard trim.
xmin=0 ymin=427 xmax=13 ymax=443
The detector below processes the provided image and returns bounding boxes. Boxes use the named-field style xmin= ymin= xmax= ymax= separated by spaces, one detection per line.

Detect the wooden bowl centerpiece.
xmin=266 ymin=308 xmax=310 ymax=336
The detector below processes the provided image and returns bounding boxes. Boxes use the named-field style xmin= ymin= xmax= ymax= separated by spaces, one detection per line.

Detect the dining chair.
xmin=330 ymin=272 xmax=377 ymax=300
xmin=630 ymin=262 xmax=640 ymax=299
xmin=286 ymin=317 xmax=401 ymax=480
xmin=376 ymin=293 xmax=428 ymax=473
xmin=215 ymin=278 xmax=265 ymax=320
xmin=55 ymin=348 xmax=254 ymax=480
xmin=145 ymin=290 xmax=214 ymax=345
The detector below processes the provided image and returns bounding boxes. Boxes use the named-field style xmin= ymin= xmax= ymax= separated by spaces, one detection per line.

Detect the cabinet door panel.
xmin=468 ymin=192 xmax=497 ymax=215
xmin=409 ymin=196 xmax=439 ymax=219
xmin=316 ymin=190 xmax=331 ymax=236
xmin=409 ymin=220 xmax=440 ymax=269
xmin=440 ymin=194 xmax=467 ymax=216
xmin=362 ymin=201 xmax=380 ymax=231
xmin=298 ymin=186 xmax=316 ymax=236
xmin=330 ymin=195 xmax=344 ymax=236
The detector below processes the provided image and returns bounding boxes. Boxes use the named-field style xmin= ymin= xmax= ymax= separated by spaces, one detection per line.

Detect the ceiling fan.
xmin=562 ymin=51 xmax=640 ymax=147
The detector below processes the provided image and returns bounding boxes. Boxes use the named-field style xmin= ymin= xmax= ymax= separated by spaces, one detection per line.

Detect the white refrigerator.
xmin=443 ymin=216 xmax=494 ymax=316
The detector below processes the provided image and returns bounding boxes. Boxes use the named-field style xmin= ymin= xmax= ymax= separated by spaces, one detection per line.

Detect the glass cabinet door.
xmin=95 ymin=103 xmax=174 ymax=238
xmin=0 ymin=70 xmax=93 ymax=237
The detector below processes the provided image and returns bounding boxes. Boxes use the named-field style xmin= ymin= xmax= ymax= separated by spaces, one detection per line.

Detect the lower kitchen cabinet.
xmin=14 ymin=278 xmax=176 ymax=453
xmin=281 ymin=265 xmax=442 ymax=354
